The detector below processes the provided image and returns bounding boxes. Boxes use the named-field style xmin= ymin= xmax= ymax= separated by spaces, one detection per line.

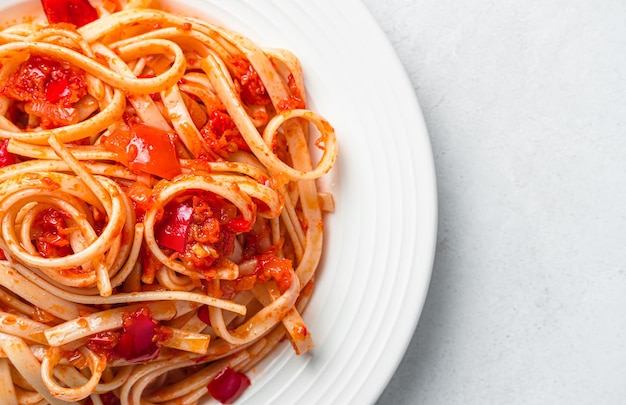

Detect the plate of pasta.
xmin=0 ymin=0 xmax=436 ymax=404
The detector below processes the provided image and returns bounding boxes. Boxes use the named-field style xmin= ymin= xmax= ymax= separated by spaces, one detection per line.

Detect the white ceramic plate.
xmin=0 ymin=0 xmax=437 ymax=403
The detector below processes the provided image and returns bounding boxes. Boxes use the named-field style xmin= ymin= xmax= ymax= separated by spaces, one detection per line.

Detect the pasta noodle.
xmin=0 ymin=0 xmax=337 ymax=403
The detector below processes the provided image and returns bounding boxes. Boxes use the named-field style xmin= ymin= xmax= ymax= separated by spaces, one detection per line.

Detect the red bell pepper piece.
xmin=208 ymin=367 xmax=251 ymax=404
xmin=115 ymin=307 xmax=168 ymax=363
xmin=126 ymin=123 xmax=182 ymax=179
xmin=0 ymin=140 xmax=17 ymax=168
xmin=41 ymin=0 xmax=99 ymax=27
xmin=197 ymin=305 xmax=211 ymax=326
xmin=154 ymin=202 xmax=194 ymax=253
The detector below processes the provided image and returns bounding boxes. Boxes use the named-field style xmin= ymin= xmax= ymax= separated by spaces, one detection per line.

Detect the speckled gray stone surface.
xmin=364 ymin=1 xmax=626 ymax=404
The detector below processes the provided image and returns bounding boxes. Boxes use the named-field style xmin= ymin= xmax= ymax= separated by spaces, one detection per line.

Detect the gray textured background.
xmin=364 ymin=1 xmax=626 ymax=404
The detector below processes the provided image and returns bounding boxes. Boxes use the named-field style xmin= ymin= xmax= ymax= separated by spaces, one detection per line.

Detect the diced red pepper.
xmin=115 ymin=307 xmax=169 ymax=363
xmin=0 ymin=140 xmax=17 ymax=167
xmin=197 ymin=305 xmax=211 ymax=326
xmin=154 ymin=201 xmax=194 ymax=253
xmin=102 ymin=123 xmax=182 ymax=180
xmin=41 ymin=0 xmax=99 ymax=27
xmin=207 ymin=367 xmax=251 ymax=404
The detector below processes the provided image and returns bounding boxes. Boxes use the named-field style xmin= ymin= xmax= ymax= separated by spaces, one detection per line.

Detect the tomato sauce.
xmin=254 ymin=253 xmax=293 ymax=293
xmin=229 ymin=56 xmax=271 ymax=107
xmin=200 ymin=109 xmax=251 ymax=158
xmin=32 ymin=208 xmax=73 ymax=258
xmin=277 ymin=75 xmax=305 ymax=111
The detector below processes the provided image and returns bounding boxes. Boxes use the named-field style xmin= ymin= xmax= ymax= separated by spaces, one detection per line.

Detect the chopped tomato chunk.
xmin=86 ymin=330 xmax=119 ymax=361
xmin=87 ymin=307 xmax=171 ymax=363
xmin=277 ymin=73 xmax=306 ymax=111
xmin=225 ymin=217 xmax=251 ymax=233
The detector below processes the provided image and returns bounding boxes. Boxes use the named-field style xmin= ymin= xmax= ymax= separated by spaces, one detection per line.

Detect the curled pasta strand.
xmin=41 ymin=346 xmax=105 ymax=402
xmin=0 ymin=312 xmax=48 ymax=345
xmin=155 ymin=266 xmax=196 ymax=291
xmin=181 ymin=158 xmax=270 ymax=183
xmin=211 ymin=173 xmax=283 ymax=218
xmin=209 ymin=267 xmax=300 ymax=345
xmin=0 ymin=177 xmax=127 ymax=284
xmin=252 ymin=283 xmax=313 ymax=355
xmin=0 ymin=333 xmax=66 ymax=405
xmin=26 ymin=26 xmax=97 ymax=59
xmin=262 ymin=109 xmax=338 ymax=179
xmin=201 ymin=55 xmax=337 ymax=181
xmin=161 ymin=83 xmax=209 ymax=157
xmin=5 ymin=140 xmax=120 ymax=164
xmin=90 ymin=42 xmax=172 ymax=132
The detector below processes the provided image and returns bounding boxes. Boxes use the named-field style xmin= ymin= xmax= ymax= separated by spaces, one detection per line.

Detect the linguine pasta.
xmin=0 ymin=0 xmax=337 ymax=403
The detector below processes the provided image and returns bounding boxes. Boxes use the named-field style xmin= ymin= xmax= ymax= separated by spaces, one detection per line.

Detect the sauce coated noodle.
xmin=0 ymin=0 xmax=337 ymax=403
